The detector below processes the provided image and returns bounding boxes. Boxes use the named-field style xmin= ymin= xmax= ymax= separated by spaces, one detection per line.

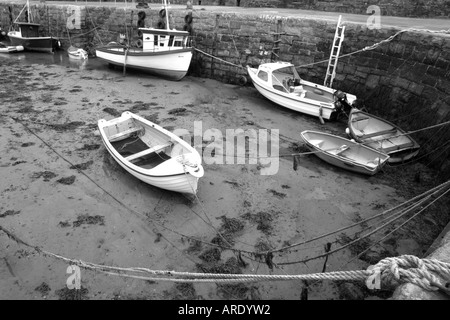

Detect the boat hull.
xmin=68 ymin=48 xmax=88 ymax=60
xmin=347 ymin=109 xmax=420 ymax=163
xmin=301 ymin=130 xmax=390 ymax=175
xmin=247 ymin=64 xmax=357 ymax=121
xmin=8 ymin=33 xmax=59 ymax=53
xmin=96 ymin=45 xmax=192 ymax=81
xmin=249 ymin=70 xmax=334 ymax=119
xmin=98 ymin=111 xmax=203 ymax=194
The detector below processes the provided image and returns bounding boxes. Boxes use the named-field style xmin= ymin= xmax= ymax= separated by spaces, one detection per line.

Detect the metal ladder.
xmin=271 ymin=20 xmax=284 ymax=62
xmin=324 ymin=15 xmax=345 ymax=88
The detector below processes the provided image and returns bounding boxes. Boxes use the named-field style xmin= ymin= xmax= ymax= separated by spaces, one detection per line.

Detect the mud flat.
xmin=0 ymin=53 xmax=447 ymax=300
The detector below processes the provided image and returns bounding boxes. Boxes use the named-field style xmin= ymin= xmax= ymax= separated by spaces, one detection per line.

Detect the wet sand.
xmin=0 ymin=52 xmax=445 ymax=300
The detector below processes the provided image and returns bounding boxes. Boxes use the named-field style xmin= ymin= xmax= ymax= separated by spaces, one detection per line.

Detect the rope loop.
xmin=368 ymin=255 xmax=450 ymax=293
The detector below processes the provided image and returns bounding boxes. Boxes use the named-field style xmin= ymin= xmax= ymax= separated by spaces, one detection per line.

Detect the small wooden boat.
xmin=300 ymin=130 xmax=390 ymax=175
xmin=98 ymin=111 xmax=204 ymax=194
xmin=247 ymin=61 xmax=358 ymax=122
xmin=0 ymin=43 xmax=24 ymax=53
xmin=346 ymin=108 xmax=420 ymax=163
xmin=95 ymin=0 xmax=192 ymax=80
xmin=7 ymin=1 xmax=60 ymax=53
xmin=68 ymin=46 xmax=88 ymax=60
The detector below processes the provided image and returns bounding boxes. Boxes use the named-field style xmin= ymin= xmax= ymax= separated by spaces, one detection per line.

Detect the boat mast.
xmin=26 ymin=0 xmax=31 ymax=23
xmin=164 ymin=0 xmax=170 ymax=30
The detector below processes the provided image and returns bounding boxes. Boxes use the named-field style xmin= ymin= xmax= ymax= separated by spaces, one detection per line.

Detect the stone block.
xmin=365 ymin=74 xmax=380 ymax=89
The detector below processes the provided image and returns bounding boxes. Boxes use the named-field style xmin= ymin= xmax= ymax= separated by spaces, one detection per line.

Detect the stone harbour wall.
xmin=0 ymin=1 xmax=449 ymax=175
xmin=188 ymin=12 xmax=450 ymax=176
xmin=126 ymin=0 xmax=450 ymax=18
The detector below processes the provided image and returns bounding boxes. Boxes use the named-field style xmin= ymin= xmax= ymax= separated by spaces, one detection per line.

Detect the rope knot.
xmin=367 ymin=255 xmax=450 ymax=294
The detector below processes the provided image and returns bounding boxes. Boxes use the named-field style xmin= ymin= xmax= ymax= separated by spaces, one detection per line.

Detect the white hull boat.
xmin=68 ymin=46 xmax=88 ymax=60
xmin=96 ymin=42 xmax=192 ymax=80
xmin=347 ymin=108 xmax=420 ymax=163
xmin=95 ymin=0 xmax=192 ymax=81
xmin=247 ymin=62 xmax=358 ymax=122
xmin=301 ymin=130 xmax=390 ymax=175
xmin=98 ymin=111 xmax=204 ymax=194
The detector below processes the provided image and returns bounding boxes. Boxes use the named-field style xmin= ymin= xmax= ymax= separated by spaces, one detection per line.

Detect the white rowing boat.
xmin=98 ymin=111 xmax=204 ymax=194
xmin=301 ymin=130 xmax=390 ymax=175
xmin=347 ymin=108 xmax=420 ymax=163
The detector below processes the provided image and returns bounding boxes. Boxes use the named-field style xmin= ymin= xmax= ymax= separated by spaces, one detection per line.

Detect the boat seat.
xmin=125 ymin=142 xmax=173 ymax=161
xmin=382 ymin=141 xmax=415 ymax=153
xmin=334 ymin=144 xmax=350 ymax=155
xmin=309 ymin=139 xmax=324 ymax=148
xmin=357 ymin=127 xmax=397 ymax=139
xmin=109 ymin=127 xmax=143 ymax=142
xmin=366 ymin=157 xmax=381 ymax=168
xmin=351 ymin=116 xmax=370 ymax=122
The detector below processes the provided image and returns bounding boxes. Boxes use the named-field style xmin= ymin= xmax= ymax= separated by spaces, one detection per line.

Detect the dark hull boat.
xmin=7 ymin=1 xmax=60 ymax=53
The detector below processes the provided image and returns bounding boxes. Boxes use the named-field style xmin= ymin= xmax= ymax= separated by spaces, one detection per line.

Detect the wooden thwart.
xmin=109 ymin=127 xmax=143 ymax=142
xmin=358 ymin=127 xmax=397 ymax=139
xmin=125 ymin=142 xmax=172 ymax=161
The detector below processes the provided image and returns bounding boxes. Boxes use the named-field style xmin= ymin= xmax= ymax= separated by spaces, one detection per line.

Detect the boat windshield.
xmin=272 ymin=66 xmax=301 ymax=92
xmin=276 ymin=66 xmax=300 ymax=78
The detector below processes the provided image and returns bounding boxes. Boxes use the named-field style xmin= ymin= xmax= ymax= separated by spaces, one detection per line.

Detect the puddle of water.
xmin=0 ymin=49 xmax=110 ymax=72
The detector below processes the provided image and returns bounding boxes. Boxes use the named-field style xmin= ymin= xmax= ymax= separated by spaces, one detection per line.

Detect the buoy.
xmin=159 ymin=9 xmax=166 ymax=18
xmin=135 ymin=39 xmax=143 ymax=48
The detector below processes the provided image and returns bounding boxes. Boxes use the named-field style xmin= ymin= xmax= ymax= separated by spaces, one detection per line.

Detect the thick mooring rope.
xmin=0 ymin=225 xmax=449 ymax=293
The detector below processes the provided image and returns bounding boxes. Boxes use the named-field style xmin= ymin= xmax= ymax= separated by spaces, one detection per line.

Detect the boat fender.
xmin=345 ymin=128 xmax=350 ymax=136
xmin=313 ymin=88 xmax=324 ymax=95
xmin=159 ymin=9 xmax=166 ymax=18
xmin=238 ymin=75 xmax=247 ymax=86
xmin=135 ymin=39 xmax=143 ymax=48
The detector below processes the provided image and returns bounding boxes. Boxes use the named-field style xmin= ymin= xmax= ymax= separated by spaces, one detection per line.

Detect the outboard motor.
xmin=287 ymin=77 xmax=301 ymax=87
xmin=333 ymin=90 xmax=353 ymax=116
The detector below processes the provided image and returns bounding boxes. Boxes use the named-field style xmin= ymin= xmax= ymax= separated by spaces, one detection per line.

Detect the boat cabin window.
xmin=257 ymin=70 xmax=268 ymax=82
xmin=20 ymin=25 xmax=40 ymax=37
xmin=173 ymin=36 xmax=184 ymax=47
xmin=159 ymin=35 xmax=166 ymax=47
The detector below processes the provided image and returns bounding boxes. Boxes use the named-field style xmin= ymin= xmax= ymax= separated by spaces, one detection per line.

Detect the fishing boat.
xmin=7 ymin=0 xmax=60 ymax=53
xmin=346 ymin=108 xmax=420 ymax=163
xmin=300 ymin=130 xmax=390 ymax=175
xmin=68 ymin=46 xmax=88 ymax=60
xmin=95 ymin=0 xmax=192 ymax=80
xmin=247 ymin=62 xmax=359 ymax=123
xmin=0 ymin=42 xmax=24 ymax=53
xmin=98 ymin=111 xmax=204 ymax=194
